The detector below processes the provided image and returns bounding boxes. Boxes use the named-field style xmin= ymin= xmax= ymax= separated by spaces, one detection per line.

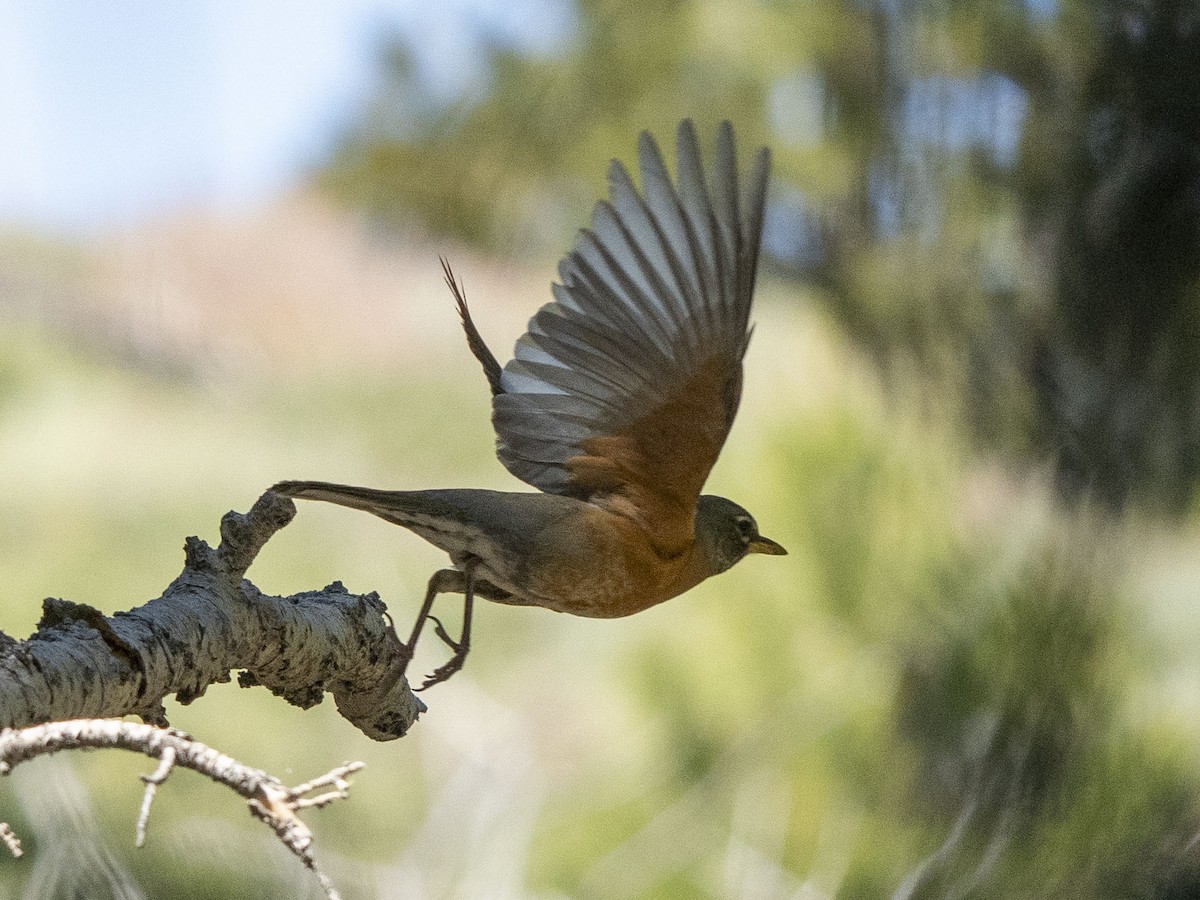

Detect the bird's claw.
xmin=427 ymin=614 xmax=457 ymax=649
xmin=416 ymin=648 xmax=469 ymax=691
xmin=412 ymin=613 xmax=470 ymax=690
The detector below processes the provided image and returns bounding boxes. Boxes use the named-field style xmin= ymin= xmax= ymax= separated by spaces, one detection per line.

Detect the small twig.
xmin=0 ymin=822 xmax=21 ymax=858
xmin=137 ymin=745 xmax=176 ymax=847
xmin=287 ymin=762 xmax=365 ymax=810
xmin=0 ymin=719 xmax=361 ymax=900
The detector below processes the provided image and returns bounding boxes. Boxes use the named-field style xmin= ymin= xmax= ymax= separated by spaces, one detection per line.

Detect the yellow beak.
xmin=748 ymin=535 xmax=787 ymax=556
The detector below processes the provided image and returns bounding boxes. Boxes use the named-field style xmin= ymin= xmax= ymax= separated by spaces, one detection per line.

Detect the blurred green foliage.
xmin=324 ymin=0 xmax=1200 ymax=513
xmin=314 ymin=0 xmax=1200 ymax=895
xmin=3 ymin=288 xmax=1200 ymax=896
xmin=4 ymin=0 xmax=1200 ymax=897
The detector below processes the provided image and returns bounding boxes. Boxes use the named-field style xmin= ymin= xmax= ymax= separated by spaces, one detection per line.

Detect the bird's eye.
xmin=734 ymin=516 xmax=755 ymax=541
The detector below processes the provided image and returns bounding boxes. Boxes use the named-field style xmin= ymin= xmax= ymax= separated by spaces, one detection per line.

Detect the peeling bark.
xmin=0 ymin=492 xmax=422 ymax=741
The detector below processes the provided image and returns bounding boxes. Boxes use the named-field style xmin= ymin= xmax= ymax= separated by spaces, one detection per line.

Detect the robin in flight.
xmin=273 ymin=119 xmax=784 ymax=689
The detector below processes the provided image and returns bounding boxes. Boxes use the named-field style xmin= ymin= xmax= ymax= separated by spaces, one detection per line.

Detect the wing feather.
xmin=492 ymin=120 xmax=770 ymax=547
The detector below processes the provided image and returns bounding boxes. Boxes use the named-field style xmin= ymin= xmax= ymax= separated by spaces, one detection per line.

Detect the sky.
xmin=0 ymin=0 xmax=573 ymax=233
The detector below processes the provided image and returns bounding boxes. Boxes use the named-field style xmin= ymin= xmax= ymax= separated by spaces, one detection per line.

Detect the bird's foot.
xmin=414 ymin=614 xmax=470 ymax=690
xmin=417 ymin=648 xmax=469 ymax=691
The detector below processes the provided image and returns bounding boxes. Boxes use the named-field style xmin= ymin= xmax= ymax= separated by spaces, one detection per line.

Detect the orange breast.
xmin=518 ymin=504 xmax=715 ymax=618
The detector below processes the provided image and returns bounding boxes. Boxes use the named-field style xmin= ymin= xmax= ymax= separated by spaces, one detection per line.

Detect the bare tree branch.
xmin=0 ymin=491 xmax=423 ymax=741
xmin=0 ymin=719 xmax=362 ymax=900
xmin=0 ymin=822 xmax=20 ymax=858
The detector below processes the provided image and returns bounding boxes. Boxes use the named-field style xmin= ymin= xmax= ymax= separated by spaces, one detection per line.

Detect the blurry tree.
xmin=321 ymin=0 xmax=776 ymax=252
xmin=1025 ymin=0 xmax=1200 ymax=510
xmin=315 ymin=0 xmax=1200 ymax=893
xmin=322 ymin=0 xmax=1200 ymax=513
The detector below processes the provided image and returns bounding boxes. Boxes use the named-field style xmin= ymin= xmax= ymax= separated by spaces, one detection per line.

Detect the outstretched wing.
xmin=492 ymin=119 xmax=770 ymax=550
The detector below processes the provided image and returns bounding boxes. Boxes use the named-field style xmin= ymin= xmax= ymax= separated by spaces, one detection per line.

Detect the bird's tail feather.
xmin=271 ymin=480 xmax=414 ymax=518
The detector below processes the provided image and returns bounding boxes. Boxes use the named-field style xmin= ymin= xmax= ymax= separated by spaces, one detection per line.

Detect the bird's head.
xmin=695 ymin=495 xmax=786 ymax=574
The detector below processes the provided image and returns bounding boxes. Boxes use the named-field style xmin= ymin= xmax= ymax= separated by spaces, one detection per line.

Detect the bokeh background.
xmin=3 ymin=1 xmax=1200 ymax=897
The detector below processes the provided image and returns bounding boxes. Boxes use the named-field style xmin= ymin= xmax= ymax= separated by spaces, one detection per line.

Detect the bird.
xmin=273 ymin=119 xmax=784 ymax=689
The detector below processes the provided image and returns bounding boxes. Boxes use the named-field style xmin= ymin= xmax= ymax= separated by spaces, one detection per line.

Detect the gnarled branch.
xmin=0 ymin=491 xmax=422 ymax=741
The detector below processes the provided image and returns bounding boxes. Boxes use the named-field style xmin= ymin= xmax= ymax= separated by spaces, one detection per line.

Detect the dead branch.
xmin=0 ymin=491 xmax=423 ymax=741
xmin=0 ymin=719 xmax=361 ymax=900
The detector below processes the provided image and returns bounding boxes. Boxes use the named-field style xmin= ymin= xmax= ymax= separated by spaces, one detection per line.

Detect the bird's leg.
xmin=400 ymin=568 xmax=462 ymax=676
xmin=418 ymin=569 xmax=475 ymax=691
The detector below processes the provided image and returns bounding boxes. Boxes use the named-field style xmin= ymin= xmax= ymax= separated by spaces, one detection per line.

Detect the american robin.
xmin=273 ymin=119 xmax=784 ymax=689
